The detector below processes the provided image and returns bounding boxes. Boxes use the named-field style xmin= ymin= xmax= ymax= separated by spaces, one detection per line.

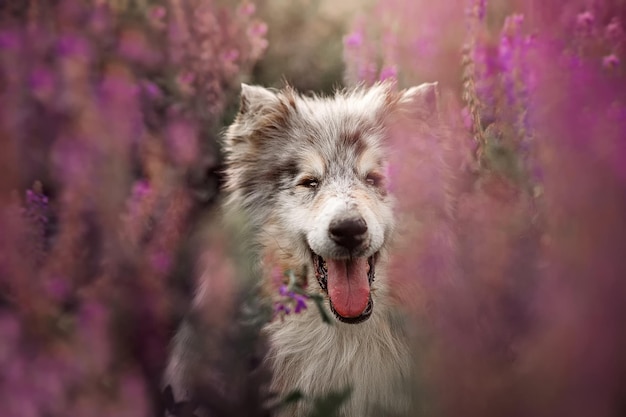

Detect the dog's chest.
xmin=265 ymin=308 xmax=411 ymax=417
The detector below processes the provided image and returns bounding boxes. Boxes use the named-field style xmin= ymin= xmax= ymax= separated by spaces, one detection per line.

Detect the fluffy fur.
xmin=165 ymin=81 xmax=439 ymax=417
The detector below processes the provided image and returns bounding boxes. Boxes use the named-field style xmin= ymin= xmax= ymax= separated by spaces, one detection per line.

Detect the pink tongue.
xmin=326 ymin=258 xmax=370 ymax=318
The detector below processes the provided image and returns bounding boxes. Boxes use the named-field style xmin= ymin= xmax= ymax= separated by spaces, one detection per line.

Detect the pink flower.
xmin=29 ymin=68 xmax=56 ymax=103
xmin=140 ymin=80 xmax=163 ymax=101
xmin=602 ymin=53 xmax=620 ymax=69
xmin=132 ymin=179 xmax=151 ymax=198
xmin=176 ymin=72 xmax=196 ymax=95
xmin=576 ymin=11 xmax=594 ymax=30
xmin=167 ymin=119 xmax=198 ymax=166
xmin=149 ymin=5 xmax=166 ymax=21
xmin=0 ymin=30 xmax=20 ymax=50
xmin=222 ymin=49 xmax=240 ymax=62
xmin=344 ymin=31 xmax=363 ymax=48
xmin=151 ymin=251 xmax=172 ymax=273
xmin=379 ymin=66 xmax=398 ymax=82
xmin=605 ymin=18 xmax=622 ymax=42
xmin=248 ymin=22 xmax=267 ymax=38
xmin=238 ymin=3 xmax=256 ymax=17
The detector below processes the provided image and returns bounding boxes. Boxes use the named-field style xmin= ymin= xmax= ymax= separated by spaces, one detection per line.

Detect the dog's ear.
xmin=226 ymin=84 xmax=295 ymax=148
xmin=398 ymin=82 xmax=439 ymax=117
xmin=238 ymin=83 xmax=280 ymax=116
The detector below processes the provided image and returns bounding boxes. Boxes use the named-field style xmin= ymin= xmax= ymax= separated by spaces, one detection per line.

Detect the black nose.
xmin=329 ymin=217 xmax=368 ymax=250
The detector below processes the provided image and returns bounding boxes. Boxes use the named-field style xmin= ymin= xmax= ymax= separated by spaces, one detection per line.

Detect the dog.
xmin=164 ymin=81 xmax=439 ymax=417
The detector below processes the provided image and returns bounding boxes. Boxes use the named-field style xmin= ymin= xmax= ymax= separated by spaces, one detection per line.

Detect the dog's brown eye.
xmin=298 ymin=177 xmax=319 ymax=188
xmin=365 ymin=172 xmax=383 ymax=187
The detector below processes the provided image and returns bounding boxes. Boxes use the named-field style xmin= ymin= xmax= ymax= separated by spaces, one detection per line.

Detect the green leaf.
xmin=271 ymin=389 xmax=305 ymax=412
xmin=310 ymin=294 xmax=334 ymax=325
xmin=282 ymin=389 xmax=305 ymax=405
xmin=307 ymin=386 xmax=353 ymax=417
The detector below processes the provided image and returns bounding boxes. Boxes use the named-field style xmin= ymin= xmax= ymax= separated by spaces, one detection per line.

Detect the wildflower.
xmin=167 ymin=119 xmax=198 ymax=166
xmin=29 ymin=67 xmax=56 ymax=102
xmin=248 ymin=22 xmax=268 ymax=38
xmin=176 ymin=72 xmax=195 ymax=95
xmin=25 ymin=187 xmax=49 ymax=217
xmin=132 ymin=179 xmax=151 ymax=199
xmin=576 ymin=11 xmax=594 ymax=31
xmin=475 ymin=0 xmax=486 ymax=21
xmin=238 ymin=3 xmax=256 ymax=17
xmin=0 ymin=30 xmax=20 ymax=50
xmin=23 ymin=181 xmax=50 ymax=264
xmin=293 ymin=293 xmax=308 ymax=313
xmin=605 ymin=18 xmax=623 ymax=43
xmin=498 ymin=36 xmax=513 ymax=71
xmin=274 ymin=280 xmax=310 ymax=319
xmin=466 ymin=0 xmax=486 ymax=21
xmin=149 ymin=5 xmax=166 ymax=22
xmin=222 ymin=49 xmax=240 ymax=62
xmin=602 ymin=53 xmax=620 ymax=69
xmin=118 ymin=29 xmax=160 ymax=67
xmin=151 ymin=251 xmax=172 ymax=273
xmin=275 ymin=303 xmax=291 ymax=315
xmin=56 ymin=34 xmax=91 ymax=59
xmin=140 ymin=80 xmax=163 ymax=101
xmin=344 ymin=31 xmax=363 ymax=48
xmin=278 ymin=284 xmax=290 ymax=297
xmin=379 ymin=66 xmax=397 ymax=82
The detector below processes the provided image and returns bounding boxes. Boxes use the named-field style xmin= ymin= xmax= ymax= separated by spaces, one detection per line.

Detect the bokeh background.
xmin=1 ymin=0 xmax=626 ymax=416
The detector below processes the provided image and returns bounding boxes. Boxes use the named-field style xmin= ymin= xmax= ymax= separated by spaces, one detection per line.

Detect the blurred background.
xmin=1 ymin=0 xmax=625 ymax=416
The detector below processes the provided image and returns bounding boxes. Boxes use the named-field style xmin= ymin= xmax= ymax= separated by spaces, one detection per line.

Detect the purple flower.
xmin=151 ymin=251 xmax=172 ymax=273
xmin=275 ymin=283 xmax=309 ymax=317
xmin=275 ymin=303 xmax=291 ymax=315
xmin=132 ymin=179 xmax=151 ymax=198
xmin=278 ymin=284 xmax=290 ymax=297
xmin=475 ymin=0 xmax=486 ymax=20
xmin=44 ymin=276 xmax=71 ymax=303
xmin=140 ymin=80 xmax=163 ymax=101
xmin=0 ymin=30 xmax=20 ymax=50
xmin=293 ymin=294 xmax=308 ymax=313
xmin=29 ymin=67 xmax=56 ymax=100
xmin=57 ymin=34 xmax=91 ymax=59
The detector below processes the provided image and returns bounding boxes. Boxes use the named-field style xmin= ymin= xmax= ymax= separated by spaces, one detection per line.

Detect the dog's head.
xmin=223 ymin=82 xmax=438 ymax=323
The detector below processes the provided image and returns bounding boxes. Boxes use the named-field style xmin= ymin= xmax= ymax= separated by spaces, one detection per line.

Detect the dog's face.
xmin=224 ymin=82 xmax=437 ymax=323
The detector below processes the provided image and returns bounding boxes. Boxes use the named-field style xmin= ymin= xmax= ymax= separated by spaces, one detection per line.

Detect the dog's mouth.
xmin=313 ymin=252 xmax=377 ymax=324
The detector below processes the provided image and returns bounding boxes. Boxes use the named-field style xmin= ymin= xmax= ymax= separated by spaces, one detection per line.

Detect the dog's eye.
xmin=298 ymin=176 xmax=319 ymax=189
xmin=365 ymin=172 xmax=383 ymax=187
